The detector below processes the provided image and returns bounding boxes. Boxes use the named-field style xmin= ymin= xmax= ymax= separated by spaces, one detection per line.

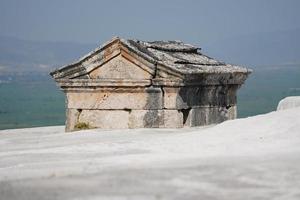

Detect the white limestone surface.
xmin=277 ymin=96 xmax=300 ymax=110
xmin=0 ymin=108 xmax=300 ymax=200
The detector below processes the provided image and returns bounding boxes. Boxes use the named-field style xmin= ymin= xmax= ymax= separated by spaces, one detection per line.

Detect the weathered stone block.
xmin=66 ymin=87 xmax=162 ymax=110
xmin=163 ymin=87 xmax=189 ymax=109
xmin=163 ymin=86 xmax=238 ymax=109
xmin=184 ymin=106 xmax=237 ymax=127
xmin=129 ymin=110 xmax=183 ymax=128
xmin=78 ymin=110 xmax=130 ymax=129
xmin=89 ymin=54 xmax=152 ymax=80
xmin=65 ymin=108 xmax=81 ymax=132
xmin=129 ymin=110 xmax=164 ymax=128
xmin=163 ymin=110 xmax=183 ymax=128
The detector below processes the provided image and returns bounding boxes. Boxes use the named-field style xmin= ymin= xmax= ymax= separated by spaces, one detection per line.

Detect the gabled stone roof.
xmin=50 ymin=37 xmax=251 ymax=80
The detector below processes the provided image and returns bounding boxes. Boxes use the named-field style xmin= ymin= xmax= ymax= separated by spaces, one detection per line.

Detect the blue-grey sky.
xmin=0 ymin=0 xmax=299 ymax=45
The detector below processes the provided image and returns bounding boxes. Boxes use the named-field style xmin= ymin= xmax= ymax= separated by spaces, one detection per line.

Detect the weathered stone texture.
xmin=89 ymin=55 xmax=152 ymax=80
xmin=65 ymin=109 xmax=184 ymax=130
xmin=65 ymin=108 xmax=81 ymax=132
xmin=133 ymin=109 xmax=183 ymax=128
xmin=162 ymin=85 xmax=238 ymax=109
xmin=65 ymin=106 xmax=235 ymax=131
xmin=130 ymin=110 xmax=164 ymax=128
xmin=79 ymin=110 xmax=130 ymax=129
xmin=66 ymin=87 xmax=162 ymax=110
xmin=184 ymin=106 xmax=237 ymax=127
xmin=163 ymin=110 xmax=183 ymax=128
xmin=51 ymin=37 xmax=251 ymax=131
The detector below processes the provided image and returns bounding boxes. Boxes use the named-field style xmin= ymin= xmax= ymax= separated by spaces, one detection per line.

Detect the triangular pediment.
xmin=89 ymin=54 xmax=153 ymax=80
xmin=50 ymin=37 xmax=188 ymax=80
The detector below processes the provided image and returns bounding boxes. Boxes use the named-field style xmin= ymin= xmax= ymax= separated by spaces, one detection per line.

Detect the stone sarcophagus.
xmin=50 ymin=37 xmax=251 ymax=131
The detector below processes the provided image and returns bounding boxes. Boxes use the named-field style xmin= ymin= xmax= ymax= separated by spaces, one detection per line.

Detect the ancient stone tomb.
xmin=50 ymin=37 xmax=251 ymax=131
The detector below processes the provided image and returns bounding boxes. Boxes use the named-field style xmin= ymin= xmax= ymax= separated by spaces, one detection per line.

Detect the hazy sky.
xmin=0 ymin=0 xmax=299 ymax=45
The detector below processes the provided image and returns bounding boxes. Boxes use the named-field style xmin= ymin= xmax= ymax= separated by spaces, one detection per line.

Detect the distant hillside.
xmin=1 ymin=29 xmax=300 ymax=74
xmin=203 ymin=29 xmax=300 ymax=68
xmin=0 ymin=36 xmax=95 ymax=74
